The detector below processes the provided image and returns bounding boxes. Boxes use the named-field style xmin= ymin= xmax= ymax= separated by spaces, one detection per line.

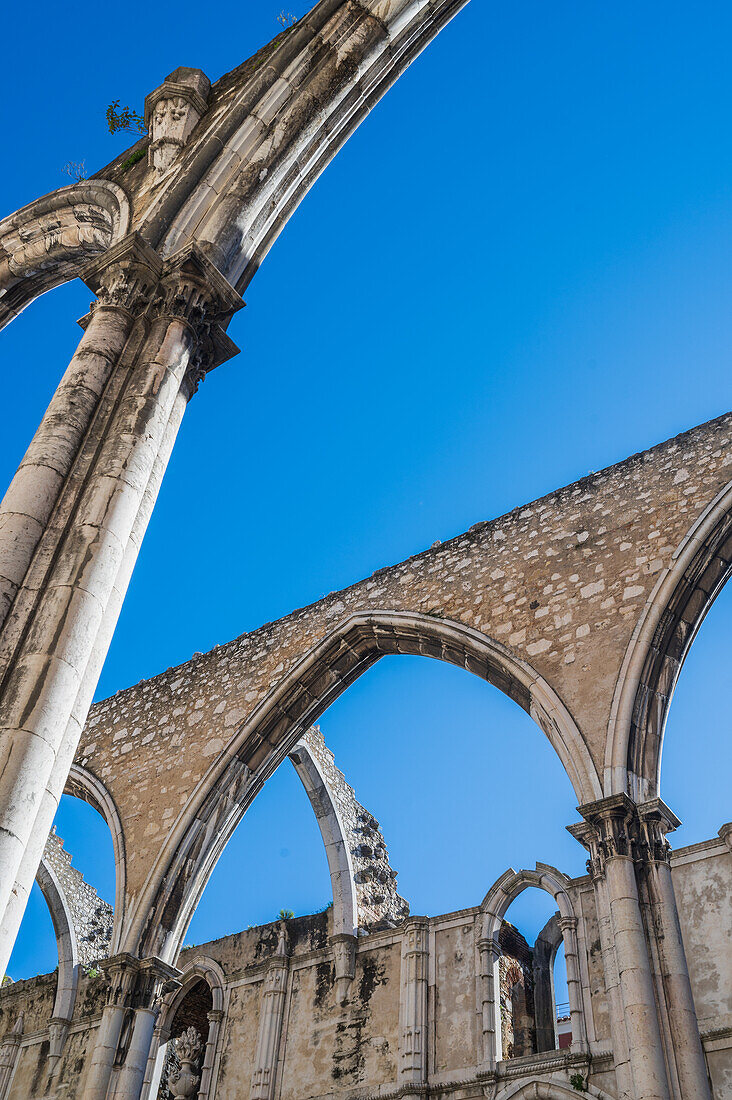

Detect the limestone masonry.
xmin=0 ymin=0 xmax=730 ymax=1096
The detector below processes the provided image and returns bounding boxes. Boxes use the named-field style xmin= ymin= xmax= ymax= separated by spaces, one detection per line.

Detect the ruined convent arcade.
xmin=0 ymin=0 xmax=729 ymax=1097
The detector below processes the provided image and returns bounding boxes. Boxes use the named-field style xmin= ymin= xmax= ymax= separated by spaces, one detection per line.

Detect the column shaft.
xmin=251 ymin=949 xmax=289 ymax=1100
xmin=399 ymin=918 xmax=428 ymax=1084
xmin=0 ymin=304 xmax=134 ymax=633
xmin=0 ymin=237 xmax=242 ymax=977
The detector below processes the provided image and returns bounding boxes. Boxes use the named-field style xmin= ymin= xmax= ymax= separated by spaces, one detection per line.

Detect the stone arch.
xmin=606 ymin=477 xmax=732 ymax=800
xmin=141 ymin=955 xmax=225 ymax=1100
xmin=480 ymin=864 xmax=588 ymax=1059
xmin=289 ymin=734 xmax=358 ymax=938
xmin=33 ymin=828 xmax=114 ymax=1082
xmin=64 ymin=763 xmax=127 ymax=952
xmin=494 ymin=1080 xmax=615 ymax=1100
xmin=129 ymin=611 xmax=599 ymax=962
xmin=34 ymin=855 xmax=78 ymax=1024
xmin=0 ymin=180 xmax=130 ymax=330
xmin=150 ymin=0 xmax=472 ymax=290
xmin=288 ymin=726 xmax=407 ymax=938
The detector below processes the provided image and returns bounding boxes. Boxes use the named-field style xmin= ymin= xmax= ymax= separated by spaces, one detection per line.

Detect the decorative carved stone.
xmin=169 ymin=1026 xmax=204 ymax=1099
xmin=82 ymin=232 xmax=163 ymax=320
xmin=145 ymin=68 xmax=211 ymax=177
xmin=570 ymin=794 xmax=681 ymax=879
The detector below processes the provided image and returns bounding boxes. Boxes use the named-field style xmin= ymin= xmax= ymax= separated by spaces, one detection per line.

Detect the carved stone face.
xmin=149 ymin=94 xmax=204 ymax=176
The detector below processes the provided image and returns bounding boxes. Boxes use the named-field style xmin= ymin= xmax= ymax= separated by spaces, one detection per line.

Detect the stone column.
xmin=0 ymin=268 xmax=143 ymax=634
xmin=476 ymin=935 xmax=501 ymax=1070
xmin=570 ymin=795 xmax=671 ymax=1100
xmin=398 ymin=917 xmax=428 ymax=1085
xmin=139 ymin=1019 xmax=170 ymax=1100
xmin=531 ymin=924 xmax=557 ymax=1054
xmin=0 ymin=236 xmax=242 ymax=977
xmin=0 ymin=369 xmax=191 ymax=969
xmin=82 ymin=954 xmax=141 ymax=1100
xmin=0 ymin=1014 xmax=23 ymax=1100
xmin=638 ymin=800 xmax=712 ymax=1100
xmin=198 ymin=1008 xmax=223 ymax=1100
xmin=557 ymin=915 xmax=588 ymax=1054
xmin=330 ymin=933 xmax=356 ymax=1006
xmin=83 ymin=954 xmax=180 ymax=1100
xmin=250 ymin=927 xmax=290 ymax=1100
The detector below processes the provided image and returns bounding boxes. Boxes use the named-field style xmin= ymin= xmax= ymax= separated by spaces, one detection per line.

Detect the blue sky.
xmin=1 ymin=0 xmax=731 ymax=983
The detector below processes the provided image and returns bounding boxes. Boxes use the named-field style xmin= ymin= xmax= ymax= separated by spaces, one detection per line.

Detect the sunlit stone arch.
xmin=63 ymin=763 xmax=127 ymax=953
xmin=128 ymin=610 xmax=598 ymax=962
xmin=146 ymin=0 xmax=472 ymax=290
xmin=606 ymin=475 xmax=732 ymax=801
xmin=0 ymin=181 xmax=130 ymax=330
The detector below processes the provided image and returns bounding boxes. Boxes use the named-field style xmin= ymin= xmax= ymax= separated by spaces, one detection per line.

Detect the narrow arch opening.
xmin=660 ymin=581 xmax=732 ymax=847
xmin=181 ymin=654 xmax=584 ymax=966
xmin=153 ymin=978 xmax=214 ymax=1100
xmin=7 ymin=793 xmax=116 ymax=984
xmin=498 ymin=888 xmax=570 ymax=1058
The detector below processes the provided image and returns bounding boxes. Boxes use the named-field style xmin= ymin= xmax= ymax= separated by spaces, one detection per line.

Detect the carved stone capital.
xmin=81 ymin=232 xmax=163 ymax=320
xmin=477 ymin=936 xmax=502 ymax=963
xmin=569 ymin=794 xmax=638 ymax=879
xmin=637 ymin=798 xmax=680 ymax=865
xmin=152 ymin=244 xmax=243 ymax=393
xmin=98 ymin=953 xmax=181 ymax=1011
xmin=569 ymin=794 xmax=681 ymax=877
xmin=402 ymin=916 xmax=429 ymax=956
xmin=557 ymin=914 xmax=577 ymax=934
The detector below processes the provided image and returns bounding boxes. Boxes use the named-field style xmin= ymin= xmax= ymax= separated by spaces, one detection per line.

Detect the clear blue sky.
xmin=1 ymin=0 xmax=730 ymax=983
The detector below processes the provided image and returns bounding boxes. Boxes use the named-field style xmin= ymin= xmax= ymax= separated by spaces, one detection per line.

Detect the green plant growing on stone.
xmin=277 ymin=10 xmax=297 ymax=26
xmin=278 ymin=908 xmax=294 ymax=920
xmin=119 ymin=147 xmax=147 ymax=173
xmin=106 ymin=100 xmax=146 ymax=136
xmin=569 ymin=1073 xmax=588 ymax=1093
xmin=84 ymin=965 xmax=100 ymax=979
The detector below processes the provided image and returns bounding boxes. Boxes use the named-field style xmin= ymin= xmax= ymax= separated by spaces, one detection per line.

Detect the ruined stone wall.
xmin=0 ymin=832 xmax=730 ymax=1098
xmin=42 ymin=832 xmax=113 ymax=968
xmin=296 ymin=726 xmax=408 ymax=931
xmin=672 ymin=827 xmax=732 ymax=1098
xmin=72 ymin=413 xmax=732 ymax=947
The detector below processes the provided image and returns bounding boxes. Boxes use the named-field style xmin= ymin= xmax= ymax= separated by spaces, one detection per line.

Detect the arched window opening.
xmin=316 ymin=656 xmax=585 ymax=915
xmin=185 ymin=759 xmax=331 ymax=948
xmin=153 ymin=979 xmax=213 ymax=1100
xmin=183 ymin=653 xmax=584 ymax=957
xmin=7 ymin=792 xmax=116 ymax=986
xmin=498 ymin=888 xmax=570 ymax=1058
xmin=661 ymin=580 xmax=732 ymax=847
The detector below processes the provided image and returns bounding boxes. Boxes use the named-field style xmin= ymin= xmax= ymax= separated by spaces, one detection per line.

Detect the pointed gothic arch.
xmin=126 ymin=611 xmax=599 ymax=962
xmin=141 ymin=955 xmax=225 ymax=1100
xmin=64 ymin=764 xmax=127 ymax=952
xmin=606 ymin=476 xmax=732 ymax=800
xmin=494 ymin=1080 xmax=616 ymax=1100
xmin=480 ymin=864 xmax=588 ymax=1060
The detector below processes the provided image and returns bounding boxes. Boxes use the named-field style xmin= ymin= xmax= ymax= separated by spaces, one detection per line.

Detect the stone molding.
xmin=569 ymin=794 xmax=681 ymax=880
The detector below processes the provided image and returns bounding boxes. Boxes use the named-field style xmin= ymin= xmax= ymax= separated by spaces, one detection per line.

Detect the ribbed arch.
xmin=126 ymin=611 xmax=597 ymax=962
xmin=606 ymin=477 xmax=732 ymax=800
xmin=0 ymin=181 xmax=130 ymax=330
